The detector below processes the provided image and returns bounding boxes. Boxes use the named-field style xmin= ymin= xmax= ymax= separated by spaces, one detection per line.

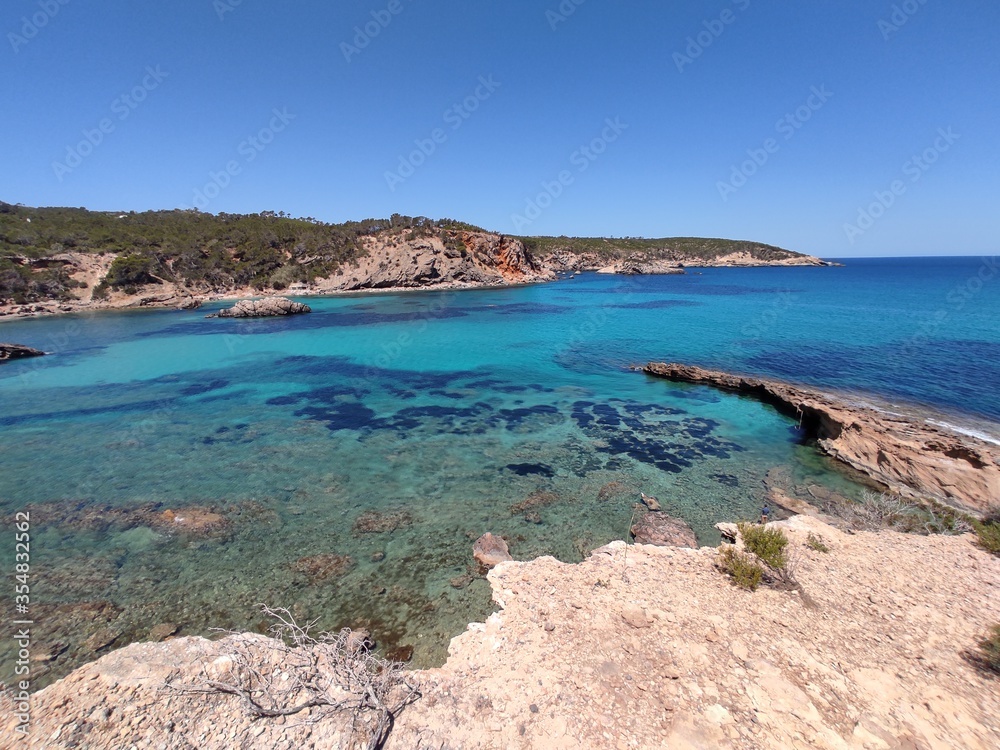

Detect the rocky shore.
xmin=9 ymin=514 xmax=999 ymax=749
xmin=641 ymin=362 xmax=1000 ymax=515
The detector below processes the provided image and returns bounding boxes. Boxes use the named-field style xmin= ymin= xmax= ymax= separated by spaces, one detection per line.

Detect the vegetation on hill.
xmin=519 ymin=235 xmax=803 ymax=262
xmin=0 ymin=202 xmax=479 ymax=302
xmin=0 ymin=201 xmax=810 ymax=305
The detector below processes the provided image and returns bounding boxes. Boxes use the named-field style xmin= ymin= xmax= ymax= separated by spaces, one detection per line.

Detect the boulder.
xmin=473 ymin=533 xmax=513 ymax=568
xmin=0 ymin=343 xmax=45 ymax=361
xmin=640 ymin=492 xmax=662 ymax=511
xmin=631 ymin=512 xmax=698 ymax=548
xmin=212 ymin=297 xmax=311 ymax=318
xmin=715 ymin=522 xmax=739 ymax=542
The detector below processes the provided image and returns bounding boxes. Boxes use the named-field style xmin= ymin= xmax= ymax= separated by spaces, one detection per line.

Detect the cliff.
xmin=9 ymin=515 xmax=999 ymax=749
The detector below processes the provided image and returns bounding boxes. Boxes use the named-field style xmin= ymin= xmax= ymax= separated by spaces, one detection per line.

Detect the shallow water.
xmin=1 ymin=257 xmax=998 ymax=686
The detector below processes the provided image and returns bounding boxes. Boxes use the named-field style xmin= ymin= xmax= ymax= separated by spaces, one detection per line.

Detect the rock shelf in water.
xmin=641 ymin=362 xmax=1000 ymax=514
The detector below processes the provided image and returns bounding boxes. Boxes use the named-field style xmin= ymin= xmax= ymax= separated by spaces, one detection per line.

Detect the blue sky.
xmin=2 ymin=0 xmax=998 ymax=257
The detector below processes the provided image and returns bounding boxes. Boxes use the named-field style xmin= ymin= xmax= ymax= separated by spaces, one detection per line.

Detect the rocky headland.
xmin=0 ymin=204 xmax=833 ymax=320
xmin=9 ymin=514 xmax=999 ymax=749
xmin=641 ymin=362 xmax=1000 ymax=515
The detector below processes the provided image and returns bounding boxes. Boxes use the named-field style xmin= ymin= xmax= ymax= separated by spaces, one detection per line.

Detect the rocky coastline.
xmin=641 ymin=362 xmax=1000 ymax=515
xmin=11 ymin=514 xmax=999 ymax=749
xmin=0 ymin=230 xmax=832 ymax=321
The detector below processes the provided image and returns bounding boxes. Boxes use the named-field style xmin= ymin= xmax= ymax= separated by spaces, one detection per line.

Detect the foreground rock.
xmin=0 ymin=343 xmax=45 ymax=361
xmin=473 ymin=532 xmax=513 ymax=568
xmin=212 ymin=297 xmax=311 ymax=318
xmin=630 ymin=511 xmax=698 ymax=547
xmin=643 ymin=362 xmax=1000 ymax=514
xmin=16 ymin=515 xmax=1000 ymax=749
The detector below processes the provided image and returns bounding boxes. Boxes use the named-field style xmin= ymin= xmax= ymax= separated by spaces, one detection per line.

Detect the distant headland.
xmin=0 ymin=202 xmax=833 ymax=319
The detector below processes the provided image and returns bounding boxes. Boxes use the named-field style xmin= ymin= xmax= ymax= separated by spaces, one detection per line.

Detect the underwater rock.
xmin=352 ymin=509 xmax=414 ymax=535
xmin=212 ymin=297 xmax=311 ymax=318
xmin=630 ymin=512 xmax=698 ymax=548
xmin=473 ymin=533 xmax=513 ymax=568
xmin=148 ymin=623 xmax=178 ymax=642
xmin=509 ymin=490 xmax=560 ymax=515
xmin=640 ymin=493 xmax=662 ymax=511
xmin=597 ymin=481 xmax=632 ymax=502
xmin=158 ymin=508 xmax=229 ymax=536
xmin=290 ymin=553 xmax=354 ymax=582
xmin=0 ymin=343 xmax=46 ymax=361
xmin=385 ymin=644 xmax=415 ymax=663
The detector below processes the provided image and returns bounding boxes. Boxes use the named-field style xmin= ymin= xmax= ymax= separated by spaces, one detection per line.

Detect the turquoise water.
xmin=2 ymin=256 xmax=998 ymax=686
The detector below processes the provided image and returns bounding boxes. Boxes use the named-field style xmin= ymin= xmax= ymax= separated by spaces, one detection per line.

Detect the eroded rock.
xmin=213 ymin=297 xmax=311 ymax=318
xmin=630 ymin=512 xmax=698 ymax=548
xmin=473 ymin=533 xmax=513 ymax=568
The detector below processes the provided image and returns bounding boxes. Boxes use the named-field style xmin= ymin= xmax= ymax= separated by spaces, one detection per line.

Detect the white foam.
xmin=925 ymin=419 xmax=1000 ymax=446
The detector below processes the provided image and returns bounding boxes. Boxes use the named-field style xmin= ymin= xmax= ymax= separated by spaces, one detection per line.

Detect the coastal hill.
xmin=0 ymin=203 xmax=830 ymax=316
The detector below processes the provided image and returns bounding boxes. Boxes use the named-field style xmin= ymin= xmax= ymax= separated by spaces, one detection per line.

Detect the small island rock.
xmin=0 ymin=343 xmax=46 ymax=361
xmin=212 ymin=297 xmax=311 ymax=318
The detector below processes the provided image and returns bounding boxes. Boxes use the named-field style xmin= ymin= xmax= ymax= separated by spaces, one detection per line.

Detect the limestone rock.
xmin=631 ymin=512 xmax=698 ymax=547
xmin=0 ymin=343 xmax=45 ymax=361
xmin=213 ymin=297 xmax=311 ymax=318
xmin=643 ymin=362 xmax=1000 ymax=514
xmin=473 ymin=532 xmax=513 ymax=568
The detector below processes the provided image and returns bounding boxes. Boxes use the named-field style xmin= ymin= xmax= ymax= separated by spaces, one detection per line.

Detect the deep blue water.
xmin=1 ymin=255 xmax=997 ymax=684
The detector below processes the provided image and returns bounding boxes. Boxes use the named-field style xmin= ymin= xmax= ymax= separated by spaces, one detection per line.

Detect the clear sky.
xmin=3 ymin=0 xmax=998 ymax=257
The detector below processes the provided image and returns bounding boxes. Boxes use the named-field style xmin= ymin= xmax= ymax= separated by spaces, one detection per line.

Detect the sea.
xmin=1 ymin=255 xmax=998 ymax=686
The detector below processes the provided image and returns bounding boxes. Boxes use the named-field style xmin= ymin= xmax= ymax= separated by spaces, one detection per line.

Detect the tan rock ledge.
xmin=642 ymin=362 xmax=1000 ymax=515
xmin=12 ymin=515 xmax=1000 ymax=749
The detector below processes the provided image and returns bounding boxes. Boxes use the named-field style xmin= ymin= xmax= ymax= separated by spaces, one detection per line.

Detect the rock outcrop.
xmin=0 ymin=343 xmax=45 ymax=361
xmin=334 ymin=232 xmax=554 ymax=291
xmin=212 ymin=297 xmax=311 ymax=318
xmin=642 ymin=362 xmax=1000 ymax=514
xmin=596 ymin=258 xmax=685 ymax=275
xmin=630 ymin=511 xmax=698 ymax=547
xmin=15 ymin=515 xmax=1000 ymax=749
xmin=473 ymin=532 xmax=513 ymax=568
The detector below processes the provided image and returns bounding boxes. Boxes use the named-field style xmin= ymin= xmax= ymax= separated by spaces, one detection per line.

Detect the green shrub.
xmin=973 ymin=624 xmax=1000 ymax=675
xmin=104 ymin=252 xmax=159 ymax=290
xmin=973 ymin=510 xmax=1000 ymax=557
xmin=718 ymin=546 xmax=763 ymax=591
xmin=738 ymin=522 xmax=789 ymax=570
xmin=806 ymin=533 xmax=830 ymax=553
